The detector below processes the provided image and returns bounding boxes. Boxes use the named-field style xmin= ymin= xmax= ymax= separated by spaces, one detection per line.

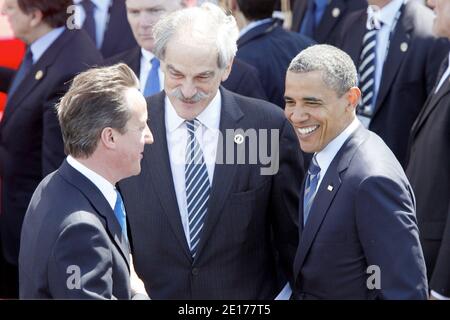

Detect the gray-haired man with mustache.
xmin=118 ymin=3 xmax=305 ymax=299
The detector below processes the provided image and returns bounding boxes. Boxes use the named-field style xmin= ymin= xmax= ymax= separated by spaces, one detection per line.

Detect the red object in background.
xmin=0 ymin=39 xmax=25 ymax=119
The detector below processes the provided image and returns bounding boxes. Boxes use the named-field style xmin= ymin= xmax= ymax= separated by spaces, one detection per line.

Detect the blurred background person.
xmin=291 ymin=0 xmax=367 ymax=46
xmin=338 ymin=0 xmax=449 ymax=166
xmin=406 ymin=0 xmax=450 ymax=300
xmin=0 ymin=0 xmax=101 ymax=298
xmin=72 ymin=0 xmax=137 ymax=58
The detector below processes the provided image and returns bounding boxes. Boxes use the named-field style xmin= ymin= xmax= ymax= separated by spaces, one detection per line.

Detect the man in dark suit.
xmin=19 ymin=64 xmax=153 ymax=299
xmin=106 ymin=0 xmax=267 ymax=100
xmin=73 ymin=0 xmax=137 ymax=58
xmin=0 ymin=0 xmax=102 ymax=298
xmin=338 ymin=0 xmax=449 ymax=167
xmin=406 ymin=0 xmax=450 ymax=300
xmin=234 ymin=0 xmax=313 ymax=108
xmin=285 ymin=44 xmax=427 ymax=299
xmin=292 ymin=0 xmax=367 ymax=46
xmin=119 ymin=3 xmax=304 ymax=299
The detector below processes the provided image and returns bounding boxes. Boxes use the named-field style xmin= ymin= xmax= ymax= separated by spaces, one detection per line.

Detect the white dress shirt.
xmin=66 ymin=155 xmax=118 ymax=211
xmin=165 ymin=91 xmax=221 ymax=245
xmin=73 ymin=0 xmax=112 ymax=48
xmin=367 ymin=0 xmax=405 ymax=111
xmin=140 ymin=48 xmax=165 ymax=94
xmin=435 ymin=52 xmax=450 ymax=93
xmin=314 ymin=117 xmax=361 ymax=189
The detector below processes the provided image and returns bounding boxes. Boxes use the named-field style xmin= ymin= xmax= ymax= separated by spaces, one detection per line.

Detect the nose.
xmin=180 ymin=81 xmax=198 ymax=100
xmin=286 ymin=106 xmax=309 ymax=124
xmin=144 ymin=124 xmax=154 ymax=144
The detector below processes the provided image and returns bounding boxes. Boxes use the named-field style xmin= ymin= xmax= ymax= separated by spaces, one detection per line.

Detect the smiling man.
xmin=284 ymin=44 xmax=428 ymax=299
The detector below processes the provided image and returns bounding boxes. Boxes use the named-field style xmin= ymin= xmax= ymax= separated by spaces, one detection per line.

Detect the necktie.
xmin=357 ymin=21 xmax=381 ymax=125
xmin=185 ymin=119 xmax=210 ymax=258
xmin=7 ymin=48 xmax=33 ymax=100
xmin=143 ymin=58 xmax=161 ymax=97
xmin=299 ymin=0 xmax=328 ymax=38
xmin=303 ymin=156 xmax=321 ymax=226
xmin=114 ymin=190 xmax=128 ymax=239
xmin=81 ymin=0 xmax=97 ymax=46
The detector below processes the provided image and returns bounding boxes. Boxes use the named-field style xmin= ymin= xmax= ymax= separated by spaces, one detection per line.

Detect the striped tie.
xmin=358 ymin=25 xmax=380 ymax=124
xmin=303 ymin=156 xmax=321 ymax=226
xmin=185 ymin=119 xmax=210 ymax=258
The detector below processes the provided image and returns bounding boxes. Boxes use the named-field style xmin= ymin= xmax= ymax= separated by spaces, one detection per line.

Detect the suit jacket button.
xmin=192 ymin=268 xmax=199 ymax=276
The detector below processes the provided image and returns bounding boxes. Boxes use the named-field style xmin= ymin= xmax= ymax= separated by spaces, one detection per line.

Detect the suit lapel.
xmin=373 ymin=3 xmax=413 ymax=117
xmin=292 ymin=0 xmax=307 ymax=32
xmin=315 ymin=0 xmax=346 ymax=43
xmin=293 ymin=126 xmax=368 ymax=277
xmin=193 ymin=88 xmax=244 ymax=261
xmin=1 ymin=29 xmax=73 ymax=127
xmin=411 ymin=75 xmax=450 ymax=138
xmin=145 ymin=92 xmax=193 ymax=260
xmin=345 ymin=12 xmax=366 ymax=65
xmin=59 ymin=160 xmax=130 ymax=270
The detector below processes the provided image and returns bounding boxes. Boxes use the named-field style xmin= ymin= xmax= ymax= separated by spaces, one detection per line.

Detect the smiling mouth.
xmin=297 ymin=125 xmax=319 ymax=136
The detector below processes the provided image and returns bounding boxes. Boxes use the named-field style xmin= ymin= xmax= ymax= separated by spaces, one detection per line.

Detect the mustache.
xmin=167 ymin=88 xmax=208 ymax=103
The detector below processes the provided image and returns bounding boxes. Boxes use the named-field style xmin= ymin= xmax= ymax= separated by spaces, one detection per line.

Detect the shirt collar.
xmin=239 ymin=18 xmax=274 ymax=38
xmin=141 ymin=48 xmax=156 ymax=63
xmin=66 ymin=155 xmax=117 ymax=210
xmin=29 ymin=27 xmax=65 ymax=64
xmin=314 ymin=117 xmax=360 ymax=173
xmin=367 ymin=0 xmax=405 ymax=29
xmin=165 ymin=90 xmax=222 ymax=133
xmin=74 ymin=0 xmax=112 ymax=12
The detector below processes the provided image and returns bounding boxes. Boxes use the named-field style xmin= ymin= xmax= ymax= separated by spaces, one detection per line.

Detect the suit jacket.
xmin=105 ymin=46 xmax=267 ymax=100
xmin=118 ymin=87 xmax=304 ymax=299
xmin=292 ymin=125 xmax=428 ymax=300
xmin=338 ymin=1 xmax=450 ymax=166
xmin=99 ymin=0 xmax=137 ymax=58
xmin=406 ymin=57 xmax=450 ymax=297
xmin=237 ymin=19 xmax=313 ymax=108
xmin=0 ymin=29 xmax=102 ymax=266
xmin=19 ymin=160 xmax=131 ymax=299
xmin=291 ymin=0 xmax=367 ymax=46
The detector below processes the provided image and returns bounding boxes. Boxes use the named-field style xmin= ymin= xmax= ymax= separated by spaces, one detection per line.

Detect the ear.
xmin=221 ymin=58 xmax=234 ymax=82
xmin=345 ymin=87 xmax=361 ymax=112
xmin=29 ymin=9 xmax=44 ymax=28
xmin=100 ymin=127 xmax=117 ymax=150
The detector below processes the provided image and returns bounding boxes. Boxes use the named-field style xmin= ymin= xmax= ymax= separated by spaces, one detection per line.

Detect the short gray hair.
xmin=288 ymin=44 xmax=358 ymax=97
xmin=56 ymin=63 xmax=140 ymax=158
xmin=153 ymin=2 xmax=239 ymax=69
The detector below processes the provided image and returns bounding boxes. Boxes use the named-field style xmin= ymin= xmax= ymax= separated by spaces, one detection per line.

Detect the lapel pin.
xmin=234 ymin=134 xmax=244 ymax=144
xmin=35 ymin=70 xmax=44 ymax=80
xmin=332 ymin=8 xmax=340 ymax=18
xmin=400 ymin=42 xmax=408 ymax=52
xmin=327 ymin=185 xmax=334 ymax=192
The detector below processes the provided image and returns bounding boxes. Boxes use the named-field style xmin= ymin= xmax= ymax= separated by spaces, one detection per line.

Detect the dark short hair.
xmin=18 ymin=0 xmax=73 ymax=28
xmin=57 ymin=63 xmax=140 ymax=158
xmin=237 ymin=0 xmax=276 ymax=21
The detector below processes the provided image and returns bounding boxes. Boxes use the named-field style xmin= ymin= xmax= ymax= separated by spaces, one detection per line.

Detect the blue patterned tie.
xmin=143 ymin=58 xmax=161 ymax=97
xmin=114 ymin=190 xmax=128 ymax=239
xmin=358 ymin=22 xmax=381 ymax=124
xmin=81 ymin=0 xmax=97 ymax=46
xmin=7 ymin=48 xmax=33 ymax=99
xmin=303 ymin=156 xmax=321 ymax=226
xmin=185 ymin=119 xmax=210 ymax=258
